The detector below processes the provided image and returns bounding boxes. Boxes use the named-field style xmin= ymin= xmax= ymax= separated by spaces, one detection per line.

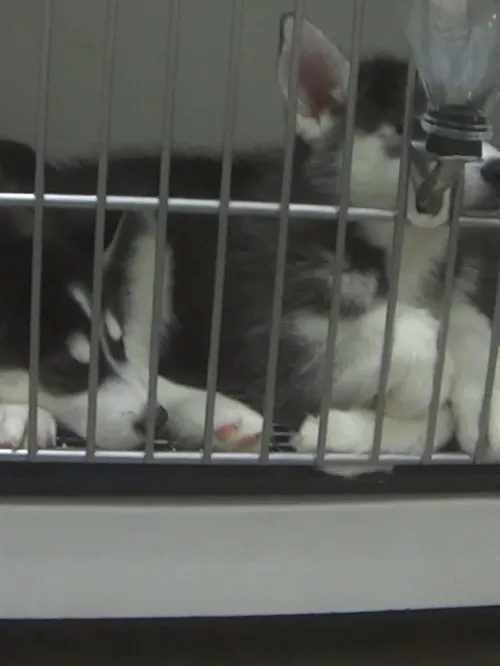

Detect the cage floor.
xmin=3 ymin=609 xmax=500 ymax=666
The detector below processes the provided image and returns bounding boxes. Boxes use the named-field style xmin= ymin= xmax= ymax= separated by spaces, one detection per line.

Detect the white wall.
xmin=0 ymin=0 xmax=498 ymax=159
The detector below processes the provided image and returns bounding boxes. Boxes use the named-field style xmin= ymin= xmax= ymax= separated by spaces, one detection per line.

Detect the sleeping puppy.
xmin=0 ymin=14 xmax=500 ymax=470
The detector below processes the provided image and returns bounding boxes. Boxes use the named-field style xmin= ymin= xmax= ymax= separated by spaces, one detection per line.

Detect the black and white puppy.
xmin=272 ymin=15 xmax=500 ymax=459
xmin=0 ymin=196 xmax=263 ymax=452
xmin=0 ymin=201 xmax=167 ymax=450
xmin=1 ymin=14 xmax=500 ymax=463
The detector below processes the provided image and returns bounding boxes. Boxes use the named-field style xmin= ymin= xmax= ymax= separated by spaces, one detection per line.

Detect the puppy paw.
xmin=0 ymin=405 xmax=57 ymax=451
xmin=336 ymin=306 xmax=452 ymax=421
xmin=452 ymin=376 xmax=500 ymax=460
xmin=291 ymin=405 xmax=454 ymax=477
xmin=167 ymin=393 xmax=263 ymax=452
xmin=386 ymin=310 xmax=454 ymax=419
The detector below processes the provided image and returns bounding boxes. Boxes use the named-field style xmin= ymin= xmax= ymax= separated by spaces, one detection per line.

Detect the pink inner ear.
xmin=279 ymin=17 xmax=349 ymax=120
xmin=299 ymin=52 xmax=342 ymax=118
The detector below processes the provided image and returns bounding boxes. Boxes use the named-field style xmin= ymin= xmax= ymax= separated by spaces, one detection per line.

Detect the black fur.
xmin=0 ymin=200 xmax=128 ymax=395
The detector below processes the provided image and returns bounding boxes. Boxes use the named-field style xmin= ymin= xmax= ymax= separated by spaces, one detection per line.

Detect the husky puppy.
xmin=1 ymin=14 xmax=500 ymax=465
xmin=0 ymin=199 xmax=167 ymax=450
xmin=0 ymin=193 xmax=263 ymax=451
xmin=271 ymin=15 xmax=500 ymax=459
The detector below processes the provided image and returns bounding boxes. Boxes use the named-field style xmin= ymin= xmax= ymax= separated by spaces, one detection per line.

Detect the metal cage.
xmin=1 ymin=0 xmax=500 ymax=620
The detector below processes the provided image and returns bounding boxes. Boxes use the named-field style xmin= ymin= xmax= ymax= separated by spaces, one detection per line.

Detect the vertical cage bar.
xmin=202 ymin=0 xmax=244 ymax=463
xmin=144 ymin=0 xmax=181 ymax=461
xmin=315 ymin=0 xmax=365 ymax=464
xmin=86 ymin=0 xmax=118 ymax=457
xmin=422 ymin=173 xmax=463 ymax=461
xmin=474 ymin=275 xmax=500 ymax=461
xmin=27 ymin=0 xmax=53 ymax=459
xmin=259 ymin=0 xmax=306 ymax=463
xmin=370 ymin=63 xmax=417 ymax=463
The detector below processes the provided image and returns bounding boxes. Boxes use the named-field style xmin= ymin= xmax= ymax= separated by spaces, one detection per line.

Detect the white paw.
xmin=452 ymin=377 xmax=500 ymax=460
xmin=445 ymin=302 xmax=500 ymax=460
xmin=167 ymin=393 xmax=263 ymax=452
xmin=385 ymin=310 xmax=454 ymax=419
xmin=294 ymin=411 xmax=376 ymax=456
xmin=0 ymin=405 xmax=57 ymax=451
xmin=336 ymin=306 xmax=452 ymax=420
xmin=384 ymin=348 xmax=454 ymax=420
xmin=292 ymin=412 xmax=389 ymax=478
xmin=291 ymin=405 xmax=454 ymax=475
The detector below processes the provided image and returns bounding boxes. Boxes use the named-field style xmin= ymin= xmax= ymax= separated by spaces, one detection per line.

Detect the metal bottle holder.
xmin=404 ymin=0 xmax=500 ymax=224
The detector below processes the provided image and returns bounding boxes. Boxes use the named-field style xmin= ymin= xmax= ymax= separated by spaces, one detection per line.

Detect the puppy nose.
xmin=481 ymin=158 xmax=500 ymax=190
xmin=134 ymin=405 xmax=168 ymax=436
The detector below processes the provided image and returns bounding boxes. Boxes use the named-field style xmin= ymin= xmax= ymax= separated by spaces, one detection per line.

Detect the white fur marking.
xmin=68 ymin=284 xmax=92 ymax=318
xmin=105 ymin=310 xmax=122 ymax=341
xmin=346 ymin=130 xmax=450 ymax=305
xmin=123 ymin=233 xmax=172 ymax=369
xmin=67 ymin=333 xmax=91 ymax=364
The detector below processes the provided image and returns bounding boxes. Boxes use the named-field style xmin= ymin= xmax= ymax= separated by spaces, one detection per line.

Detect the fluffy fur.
xmin=0 ymin=14 xmax=500 ymax=470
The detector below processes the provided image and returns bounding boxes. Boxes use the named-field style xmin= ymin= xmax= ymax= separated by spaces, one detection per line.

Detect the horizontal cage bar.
xmin=0 ymin=446 xmax=473 ymax=465
xmin=0 ymin=191 xmax=497 ymax=226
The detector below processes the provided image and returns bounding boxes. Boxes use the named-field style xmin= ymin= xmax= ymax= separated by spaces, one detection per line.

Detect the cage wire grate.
xmin=0 ymin=0 xmax=498 ymax=471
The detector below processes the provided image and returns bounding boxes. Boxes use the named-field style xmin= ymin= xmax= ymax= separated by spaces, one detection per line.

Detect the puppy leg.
xmin=448 ymin=302 xmax=500 ymax=459
xmin=155 ymin=378 xmax=263 ymax=451
xmin=291 ymin=405 xmax=454 ymax=477
xmin=335 ymin=304 xmax=453 ymax=419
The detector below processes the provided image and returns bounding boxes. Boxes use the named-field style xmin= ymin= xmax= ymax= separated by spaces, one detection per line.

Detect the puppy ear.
xmin=278 ymin=13 xmax=350 ymax=140
xmin=103 ymin=211 xmax=151 ymax=275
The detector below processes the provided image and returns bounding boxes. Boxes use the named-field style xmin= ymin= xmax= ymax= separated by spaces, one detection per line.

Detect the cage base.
xmin=1 ymin=496 xmax=500 ymax=619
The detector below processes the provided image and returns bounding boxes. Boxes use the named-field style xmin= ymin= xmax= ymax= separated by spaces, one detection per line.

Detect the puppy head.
xmin=277 ymin=13 xmax=500 ymax=223
xmin=0 ymin=211 xmax=166 ymax=450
